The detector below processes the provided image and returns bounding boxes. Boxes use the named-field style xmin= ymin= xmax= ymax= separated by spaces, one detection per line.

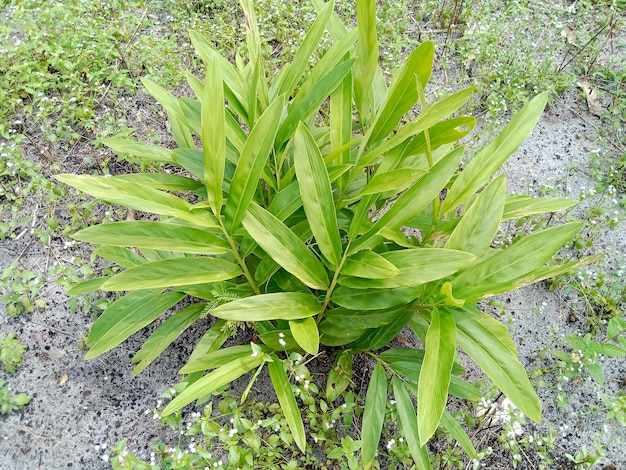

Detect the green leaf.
xmin=344 ymin=169 xmax=425 ymax=203
xmin=73 ymin=222 xmax=230 ymax=255
xmin=340 ymin=248 xmax=475 ymax=288
xmin=132 ymin=303 xmax=206 ymax=375
xmin=55 ymin=175 xmax=217 ymax=227
xmin=418 ymin=308 xmax=456 ymax=445
xmin=100 ymin=138 xmax=173 ymax=163
xmin=201 ymin=55 xmax=226 ymax=216
xmin=101 ymin=257 xmax=241 ymax=291
xmin=354 ymin=0 xmax=378 ymax=119
xmin=450 ymin=306 xmax=541 ymax=422
xmin=332 ymin=285 xmax=421 ymax=310
xmin=341 ymin=251 xmax=400 ymax=279
xmin=185 ymin=319 xmax=230 ymax=366
xmin=440 ymin=409 xmax=477 ymax=459
xmin=367 ymin=41 xmax=434 ymax=145
xmin=362 ymin=363 xmax=386 ymax=469
xmin=294 ymin=123 xmax=342 ymax=267
xmin=452 ymin=222 xmax=582 ymax=302
xmin=212 ymin=292 xmax=322 ymax=321
xmin=242 ymin=203 xmax=329 ymax=289
xmin=112 ymin=173 xmax=203 ymax=191
xmin=180 ymin=345 xmax=254 ymax=374
xmin=268 ymin=357 xmax=307 ymax=452
xmin=162 ymin=354 xmax=266 ymax=416
xmin=442 ymin=92 xmax=549 ymax=213
xmin=225 ymin=96 xmax=285 ymax=231
xmin=502 ymin=195 xmax=577 ymax=220
xmin=446 ymin=175 xmax=506 ymax=257
xmin=289 ymin=317 xmax=319 ymax=355
xmin=392 ymin=377 xmax=431 ymax=469
xmin=326 ymin=350 xmax=353 ymax=402
xmin=67 ymin=276 xmax=111 ymax=295
xmin=86 ymin=290 xmax=184 ymax=359
xmin=94 ymin=246 xmax=146 ymax=267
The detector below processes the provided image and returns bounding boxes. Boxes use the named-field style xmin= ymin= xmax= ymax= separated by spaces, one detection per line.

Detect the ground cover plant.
xmin=53 ymin=0 xmax=603 ymax=466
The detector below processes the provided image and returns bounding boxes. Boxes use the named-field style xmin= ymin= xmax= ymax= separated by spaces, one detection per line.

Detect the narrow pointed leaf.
xmin=442 ymin=92 xmax=548 ymax=213
xmin=393 ymin=376 xmax=431 ymax=469
xmin=354 ymin=0 xmax=378 ymax=117
xmin=345 ymin=169 xmax=424 ymax=202
xmin=73 ymin=222 xmax=230 ymax=254
xmin=212 ymin=292 xmax=322 ymax=321
xmin=362 ymin=363 xmax=387 ymax=469
xmin=181 ymin=345 xmax=254 ymax=374
xmin=112 ymin=173 xmax=203 ymax=191
xmin=94 ymin=246 xmax=145 ymax=267
xmin=67 ymin=276 xmax=111 ymax=295
xmin=418 ymin=309 xmax=456 ymax=445
xmin=268 ymin=357 xmax=307 ymax=452
xmin=341 ymin=251 xmax=399 ymax=279
xmin=450 ymin=306 xmax=541 ymax=422
xmin=440 ymin=409 xmax=477 ymax=458
xmin=201 ymin=55 xmax=226 ymax=216
xmin=289 ymin=317 xmax=319 ymax=355
xmin=132 ymin=303 xmax=206 ymax=375
xmin=101 ymin=258 xmax=241 ymax=291
xmin=452 ymin=222 xmax=582 ymax=302
xmin=502 ymin=195 xmax=577 ymax=220
xmin=446 ymin=175 xmax=506 ymax=257
xmin=185 ymin=319 xmax=230 ymax=367
xmin=242 ymin=203 xmax=329 ymax=289
xmin=162 ymin=355 xmax=266 ymax=416
xmin=332 ymin=285 xmax=421 ymax=310
xmin=86 ymin=290 xmax=184 ymax=359
xmin=100 ymin=138 xmax=173 ymax=162
xmin=294 ymin=123 xmax=342 ymax=267
xmin=225 ymin=97 xmax=285 ymax=231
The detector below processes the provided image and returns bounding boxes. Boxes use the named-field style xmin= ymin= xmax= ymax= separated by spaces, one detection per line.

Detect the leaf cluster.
xmin=57 ymin=0 xmax=595 ymax=465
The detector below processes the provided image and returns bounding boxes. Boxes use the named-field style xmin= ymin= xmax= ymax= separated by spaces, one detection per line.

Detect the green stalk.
xmin=218 ymin=218 xmax=261 ymax=295
xmin=318 ymin=244 xmax=351 ymax=322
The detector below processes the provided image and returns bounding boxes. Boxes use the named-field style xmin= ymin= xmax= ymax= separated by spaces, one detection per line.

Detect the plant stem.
xmin=319 ymin=244 xmax=351 ymax=322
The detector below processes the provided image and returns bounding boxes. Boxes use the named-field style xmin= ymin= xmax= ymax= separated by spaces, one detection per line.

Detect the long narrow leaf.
xmin=242 ymin=203 xmax=329 ymax=289
xmin=101 ymin=258 xmax=241 ymax=291
xmin=362 ymin=363 xmax=387 ymax=469
xmin=418 ymin=308 xmax=456 ymax=445
xmin=86 ymin=290 xmax=184 ymax=359
xmin=353 ymin=0 xmax=378 ymax=119
xmin=294 ymin=123 xmax=342 ymax=267
xmin=268 ymin=357 xmax=307 ymax=452
xmin=392 ymin=377 xmax=431 ymax=469
xmin=212 ymin=292 xmax=322 ymax=321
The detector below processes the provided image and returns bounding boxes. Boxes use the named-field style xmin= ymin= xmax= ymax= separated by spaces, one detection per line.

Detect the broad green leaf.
xmin=289 ymin=317 xmax=319 ymax=355
xmin=132 ymin=303 xmax=206 ymax=375
xmin=86 ymin=290 xmax=184 ymax=359
xmin=418 ymin=308 xmax=456 ymax=445
xmin=268 ymin=357 xmax=306 ymax=452
xmin=100 ymin=138 xmax=173 ymax=162
xmin=332 ymin=285 xmax=421 ymax=310
xmin=343 ymin=169 xmax=425 ymax=203
xmin=180 ymin=345 xmax=254 ymax=374
xmin=271 ymin=0 xmax=334 ymax=98
xmin=340 ymin=248 xmax=475 ymax=288
xmin=67 ymin=276 xmax=111 ymax=295
xmin=393 ymin=377 xmax=431 ymax=469
xmin=354 ymin=0 xmax=378 ymax=120
xmin=276 ymin=59 xmax=354 ymax=145
xmin=367 ymin=41 xmax=434 ymax=145
xmin=212 ymin=292 xmax=322 ymax=321
xmin=259 ymin=330 xmax=300 ymax=351
xmin=162 ymin=354 xmax=266 ymax=416
xmin=242 ymin=203 xmax=329 ymax=289
xmin=55 ymin=174 xmax=217 ymax=227
xmin=452 ymin=222 xmax=582 ymax=302
xmin=502 ymin=195 xmax=577 ymax=220
xmin=450 ymin=306 xmax=541 ymax=422
xmin=201 ymin=55 xmax=226 ymax=216
xmin=446 ymin=175 xmax=506 ymax=257
xmin=349 ymin=146 xmax=464 ymax=253
xmin=101 ymin=257 xmax=241 ymax=291
xmin=112 ymin=173 xmax=203 ymax=191
xmin=341 ymin=251 xmax=399 ymax=279
xmin=94 ymin=246 xmax=145 ymax=267
xmin=362 ymin=363 xmax=386 ymax=469
xmin=440 ymin=409 xmax=477 ymax=459
xmin=326 ymin=350 xmax=353 ymax=402
xmin=73 ymin=222 xmax=230 ymax=255
xmin=294 ymin=123 xmax=342 ymax=267
xmin=442 ymin=92 xmax=549 ymax=213
xmin=225 ymin=96 xmax=285 ymax=231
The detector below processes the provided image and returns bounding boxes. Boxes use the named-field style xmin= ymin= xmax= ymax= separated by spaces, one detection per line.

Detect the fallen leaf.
xmin=59 ymin=373 xmax=69 ymax=385
xmin=577 ymin=81 xmax=604 ymax=117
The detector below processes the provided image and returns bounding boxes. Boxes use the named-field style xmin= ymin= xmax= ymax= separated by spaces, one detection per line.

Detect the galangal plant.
xmin=57 ymin=0 xmax=597 ymax=466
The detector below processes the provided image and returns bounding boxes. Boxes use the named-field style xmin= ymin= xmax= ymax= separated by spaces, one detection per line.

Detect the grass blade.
xmin=362 ymin=363 xmax=387 ymax=469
